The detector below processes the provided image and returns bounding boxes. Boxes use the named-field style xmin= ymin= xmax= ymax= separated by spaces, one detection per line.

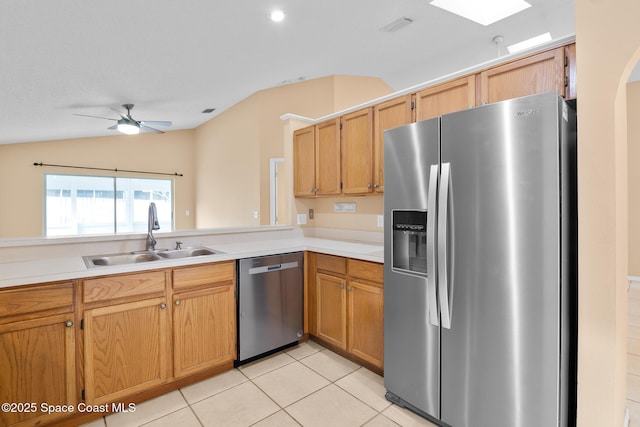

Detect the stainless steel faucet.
xmin=146 ymin=202 xmax=160 ymax=251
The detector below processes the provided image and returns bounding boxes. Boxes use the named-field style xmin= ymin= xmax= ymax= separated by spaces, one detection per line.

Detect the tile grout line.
xmin=177 ymin=389 xmax=205 ymax=427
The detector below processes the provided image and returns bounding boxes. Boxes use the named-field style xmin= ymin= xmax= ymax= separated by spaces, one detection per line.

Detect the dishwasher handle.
xmin=248 ymin=261 xmax=299 ymax=275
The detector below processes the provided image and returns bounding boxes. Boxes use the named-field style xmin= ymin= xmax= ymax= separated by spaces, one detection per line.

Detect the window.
xmin=45 ymin=174 xmax=173 ymax=237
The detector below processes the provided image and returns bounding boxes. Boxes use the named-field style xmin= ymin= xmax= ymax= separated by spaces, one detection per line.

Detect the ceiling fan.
xmin=74 ymin=104 xmax=172 ymax=135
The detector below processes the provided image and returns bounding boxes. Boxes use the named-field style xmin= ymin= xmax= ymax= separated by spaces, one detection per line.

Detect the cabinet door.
xmin=84 ymin=298 xmax=168 ymax=405
xmin=480 ymin=47 xmax=566 ymax=104
xmin=373 ymin=95 xmax=413 ymax=193
xmin=315 ymin=119 xmax=341 ymax=196
xmin=341 ymin=108 xmax=373 ymax=194
xmin=347 ymin=281 xmax=384 ymax=369
xmin=316 ymin=273 xmax=347 ymax=350
xmin=0 ymin=314 xmax=76 ymax=427
xmin=173 ymin=284 xmax=236 ymax=378
xmin=565 ymin=43 xmax=576 ymax=100
xmin=293 ymin=126 xmax=316 ymax=197
xmin=416 ymin=76 xmax=476 ymax=121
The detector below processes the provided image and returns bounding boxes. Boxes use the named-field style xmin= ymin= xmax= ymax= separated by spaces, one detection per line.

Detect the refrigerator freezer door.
xmin=439 ymin=92 xmax=564 ymax=427
xmin=383 ymin=118 xmax=440 ymax=418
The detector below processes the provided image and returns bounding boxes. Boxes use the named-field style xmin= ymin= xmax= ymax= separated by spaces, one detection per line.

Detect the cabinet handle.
xmin=175 ymin=300 xmax=181 ymax=306
xmin=347 ymin=286 xmax=353 ymax=291
xmin=160 ymin=303 xmax=167 ymax=309
xmin=367 ymin=183 xmax=372 ymax=189
xmin=373 ymin=184 xmax=379 ymax=188
xmin=65 ymin=320 xmax=73 ymax=328
xmin=339 ymin=283 xmax=345 ymax=289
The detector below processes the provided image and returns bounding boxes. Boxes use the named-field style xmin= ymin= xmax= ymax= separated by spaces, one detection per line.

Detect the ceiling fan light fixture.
xmin=430 ymin=0 xmax=531 ymax=26
xmin=117 ymin=119 xmax=140 ymax=135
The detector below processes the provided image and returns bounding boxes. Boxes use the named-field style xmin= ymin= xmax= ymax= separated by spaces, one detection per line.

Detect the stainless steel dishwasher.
xmin=237 ymin=252 xmax=304 ymax=364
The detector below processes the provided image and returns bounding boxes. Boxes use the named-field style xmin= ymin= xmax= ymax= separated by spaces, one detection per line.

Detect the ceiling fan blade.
xmin=140 ymin=124 xmax=164 ymax=134
xmin=139 ymin=120 xmax=172 ymax=127
xmin=107 ymin=124 xmax=118 ymax=130
xmin=73 ymin=113 xmax=117 ymax=121
xmin=110 ymin=107 xmax=128 ymax=120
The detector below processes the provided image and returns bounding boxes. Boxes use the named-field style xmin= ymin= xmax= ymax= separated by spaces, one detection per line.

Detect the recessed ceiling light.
xmin=270 ymin=10 xmax=285 ymax=22
xmin=430 ymin=0 xmax=531 ymax=26
xmin=507 ymin=32 xmax=553 ymax=53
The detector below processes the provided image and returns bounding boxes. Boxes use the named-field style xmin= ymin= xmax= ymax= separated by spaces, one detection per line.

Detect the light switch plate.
xmin=377 ymin=215 xmax=384 ymax=228
xmin=297 ymin=213 xmax=307 ymax=225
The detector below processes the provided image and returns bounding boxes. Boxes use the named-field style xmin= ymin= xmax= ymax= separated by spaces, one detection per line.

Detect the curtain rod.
xmin=33 ymin=162 xmax=183 ymax=177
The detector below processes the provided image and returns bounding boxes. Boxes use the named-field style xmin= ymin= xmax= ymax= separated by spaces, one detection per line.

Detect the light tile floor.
xmin=80 ymin=340 xmax=437 ymax=427
xmin=629 ymin=282 xmax=640 ymax=424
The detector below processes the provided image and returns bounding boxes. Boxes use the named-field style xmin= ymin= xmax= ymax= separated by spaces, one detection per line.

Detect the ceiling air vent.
xmin=379 ymin=17 xmax=414 ymax=33
xmin=202 ymin=108 xmax=216 ymax=114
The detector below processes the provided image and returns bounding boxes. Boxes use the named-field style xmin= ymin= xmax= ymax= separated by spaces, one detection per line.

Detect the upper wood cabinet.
xmin=316 ymin=118 xmax=342 ymax=196
xmin=373 ymin=95 xmax=413 ymax=193
xmin=0 ymin=282 xmax=76 ymax=427
xmin=480 ymin=47 xmax=566 ymax=104
xmin=172 ymin=262 xmax=236 ymax=379
xmin=415 ymin=76 xmax=476 ymax=121
xmin=293 ymin=126 xmax=316 ymax=197
xmin=293 ymin=42 xmax=576 ymax=199
xmin=341 ymin=108 xmax=374 ymax=194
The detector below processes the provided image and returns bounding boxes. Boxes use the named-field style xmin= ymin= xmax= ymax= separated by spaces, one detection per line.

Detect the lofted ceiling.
xmin=0 ymin=0 xmax=575 ymax=145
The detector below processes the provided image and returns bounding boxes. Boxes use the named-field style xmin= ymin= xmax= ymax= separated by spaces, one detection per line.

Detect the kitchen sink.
xmin=156 ymin=247 xmax=219 ymax=259
xmin=83 ymin=246 xmax=224 ymax=268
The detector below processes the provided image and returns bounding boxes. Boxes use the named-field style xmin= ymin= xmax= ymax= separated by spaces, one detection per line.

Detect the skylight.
xmin=430 ymin=0 xmax=532 ymax=26
xmin=507 ymin=32 xmax=553 ymax=53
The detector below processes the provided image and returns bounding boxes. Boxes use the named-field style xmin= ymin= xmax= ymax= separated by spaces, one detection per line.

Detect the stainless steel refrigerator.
xmin=383 ymin=92 xmax=577 ymax=427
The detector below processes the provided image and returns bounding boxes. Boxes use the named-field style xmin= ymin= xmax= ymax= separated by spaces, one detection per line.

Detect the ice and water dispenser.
xmin=392 ymin=210 xmax=428 ymax=276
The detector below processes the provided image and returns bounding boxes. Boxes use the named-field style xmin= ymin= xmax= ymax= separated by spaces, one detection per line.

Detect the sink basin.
xmin=83 ymin=246 xmax=223 ymax=268
xmin=156 ymin=247 xmax=220 ymax=259
xmin=84 ymin=252 xmax=163 ymax=267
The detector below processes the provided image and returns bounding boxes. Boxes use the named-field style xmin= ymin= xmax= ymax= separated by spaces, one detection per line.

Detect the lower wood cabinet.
xmin=0 ymin=282 xmax=76 ymax=427
xmin=172 ymin=261 xmax=236 ymax=378
xmin=83 ymin=297 xmax=169 ymax=405
xmin=316 ymin=272 xmax=347 ymax=350
xmin=312 ymin=253 xmax=384 ymax=371
xmin=347 ymin=279 xmax=384 ymax=368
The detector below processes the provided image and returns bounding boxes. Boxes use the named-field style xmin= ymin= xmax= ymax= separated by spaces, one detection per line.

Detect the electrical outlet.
xmin=253 ymin=211 xmax=259 ymax=220
xmin=377 ymin=215 xmax=384 ymax=228
xmin=297 ymin=213 xmax=307 ymax=225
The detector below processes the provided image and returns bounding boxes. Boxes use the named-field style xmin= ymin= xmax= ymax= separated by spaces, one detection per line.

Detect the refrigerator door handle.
xmin=438 ymin=162 xmax=454 ymax=329
xmin=426 ymin=164 xmax=439 ymax=327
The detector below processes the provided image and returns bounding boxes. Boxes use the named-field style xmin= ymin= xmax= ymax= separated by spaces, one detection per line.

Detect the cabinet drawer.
xmin=173 ymin=261 xmax=235 ymax=291
xmin=348 ymin=259 xmax=383 ymax=285
xmin=83 ymin=271 xmax=166 ymax=304
xmin=0 ymin=282 xmax=73 ymax=320
xmin=316 ymin=254 xmax=346 ymax=275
